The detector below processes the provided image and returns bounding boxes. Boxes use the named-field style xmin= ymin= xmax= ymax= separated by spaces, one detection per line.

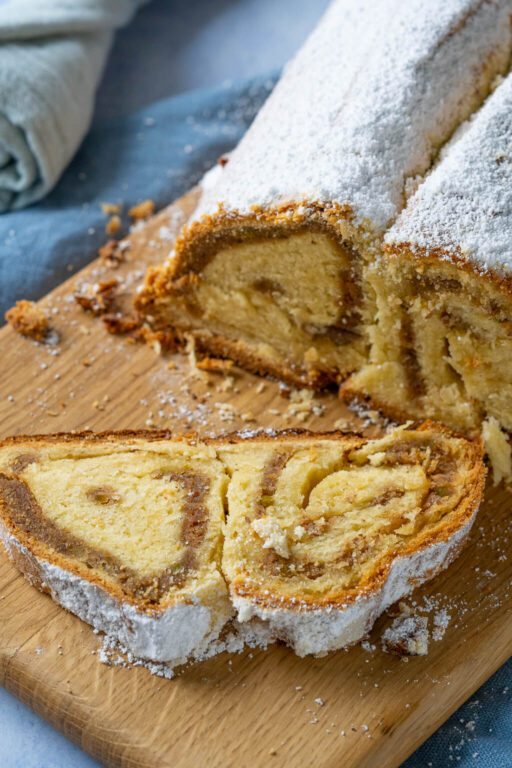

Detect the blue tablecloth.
xmin=0 ymin=4 xmax=511 ymax=767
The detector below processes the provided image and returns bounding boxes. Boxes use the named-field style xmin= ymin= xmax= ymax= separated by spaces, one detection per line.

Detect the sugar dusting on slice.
xmin=387 ymin=70 xmax=512 ymax=275
xmin=196 ymin=0 xmax=512 ymax=233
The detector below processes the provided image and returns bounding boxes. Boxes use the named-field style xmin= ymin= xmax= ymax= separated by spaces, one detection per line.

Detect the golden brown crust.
xmin=0 ymin=427 xmax=366 ymax=450
xmin=0 ymin=419 xmax=473 ymax=451
xmin=385 ymin=241 xmax=512 ymax=297
xmin=177 ymin=329 xmax=337 ymax=389
xmin=145 ymin=201 xmax=356 ymax=284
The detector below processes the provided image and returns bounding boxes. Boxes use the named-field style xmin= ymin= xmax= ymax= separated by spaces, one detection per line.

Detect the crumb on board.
xmin=196 ymin=356 xmax=234 ymax=373
xmin=184 ymin=334 xmax=208 ymax=380
xmin=381 ymin=616 xmax=429 ymax=657
xmin=5 ymin=300 xmax=52 ymax=342
xmin=217 ymin=375 xmax=235 ymax=392
xmin=74 ymin=280 xmax=119 ymax=316
xmin=100 ymin=202 xmax=121 ymax=216
xmin=129 ymin=199 xmax=155 ymax=221
xmin=285 ymin=388 xmax=325 ymax=422
xmin=98 ymin=239 xmax=124 ymax=267
xmin=102 ymin=313 xmax=140 ymax=336
xmin=106 ymin=215 xmax=121 ymax=235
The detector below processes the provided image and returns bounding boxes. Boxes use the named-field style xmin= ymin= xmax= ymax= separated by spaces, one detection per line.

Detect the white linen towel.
xmin=0 ymin=0 xmax=147 ymax=211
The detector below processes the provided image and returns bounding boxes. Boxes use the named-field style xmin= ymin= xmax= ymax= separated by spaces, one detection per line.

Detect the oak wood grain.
xmin=0 ymin=191 xmax=510 ymax=768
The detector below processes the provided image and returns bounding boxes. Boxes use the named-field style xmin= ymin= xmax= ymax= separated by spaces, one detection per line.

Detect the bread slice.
xmin=0 ymin=425 xmax=484 ymax=667
xmin=342 ymin=69 xmax=512 ymax=458
xmin=0 ymin=431 xmax=233 ymax=668
xmin=219 ymin=424 xmax=484 ymax=657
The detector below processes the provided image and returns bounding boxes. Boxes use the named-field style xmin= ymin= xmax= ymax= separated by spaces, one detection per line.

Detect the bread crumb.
xmin=381 ymin=616 xmax=429 ymax=656
xmin=106 ymin=215 xmax=121 ymax=235
xmin=129 ymin=200 xmax=155 ymax=220
xmin=252 ymin=517 xmax=290 ymax=558
xmin=294 ymin=525 xmax=306 ymax=540
xmin=5 ymin=300 xmax=52 ymax=342
xmin=432 ymin=609 xmax=451 ymax=641
xmin=214 ymin=402 xmax=239 ymax=422
xmin=98 ymin=239 xmax=123 ymax=267
xmin=196 ymin=356 xmax=234 ymax=373
xmin=304 ymin=346 xmax=319 ymax=364
xmin=287 ymin=388 xmax=325 ymax=420
xmin=101 ymin=202 xmax=121 ymax=215
xmin=217 ymin=375 xmax=235 ymax=392
xmin=75 ymin=280 xmax=119 ymax=316
xmin=184 ymin=334 xmax=208 ymax=380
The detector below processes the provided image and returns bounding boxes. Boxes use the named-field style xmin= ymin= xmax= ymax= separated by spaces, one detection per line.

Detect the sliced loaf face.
xmin=0 ymin=426 xmax=485 ymax=667
xmin=0 ymin=433 xmax=233 ymax=666
xmin=219 ymin=425 xmax=485 ymax=656
xmin=135 ymin=0 xmax=512 ymax=389
xmin=343 ymin=70 xmax=512 ymax=448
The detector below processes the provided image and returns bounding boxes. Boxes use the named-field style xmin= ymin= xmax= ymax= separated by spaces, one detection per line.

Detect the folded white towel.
xmin=0 ymin=0 xmax=147 ymax=212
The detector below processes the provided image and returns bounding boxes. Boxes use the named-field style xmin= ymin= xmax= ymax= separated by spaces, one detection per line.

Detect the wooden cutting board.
xmin=0 ymin=190 xmax=511 ymax=768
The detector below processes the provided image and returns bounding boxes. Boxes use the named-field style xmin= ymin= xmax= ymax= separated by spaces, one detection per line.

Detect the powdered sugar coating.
xmin=233 ymin=515 xmax=476 ymax=657
xmin=0 ymin=525 xmax=233 ymax=668
xmin=196 ymin=0 xmax=512 ymax=234
xmin=386 ymin=71 xmax=512 ymax=275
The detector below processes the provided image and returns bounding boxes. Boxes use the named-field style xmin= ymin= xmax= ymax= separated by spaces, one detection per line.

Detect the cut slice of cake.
xmin=219 ymin=424 xmax=484 ymax=657
xmin=0 ymin=431 xmax=233 ymax=668
xmin=135 ymin=0 xmax=512 ymax=388
xmin=0 ymin=425 xmax=485 ymax=667
xmin=342 ymin=69 xmax=512 ymax=458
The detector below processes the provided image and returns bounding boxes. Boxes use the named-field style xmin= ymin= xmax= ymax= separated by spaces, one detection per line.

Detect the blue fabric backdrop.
xmin=0 ymin=71 xmax=511 ymax=768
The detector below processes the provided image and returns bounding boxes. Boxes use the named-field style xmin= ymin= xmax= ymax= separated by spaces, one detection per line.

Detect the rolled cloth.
xmin=0 ymin=0 xmax=146 ymax=212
